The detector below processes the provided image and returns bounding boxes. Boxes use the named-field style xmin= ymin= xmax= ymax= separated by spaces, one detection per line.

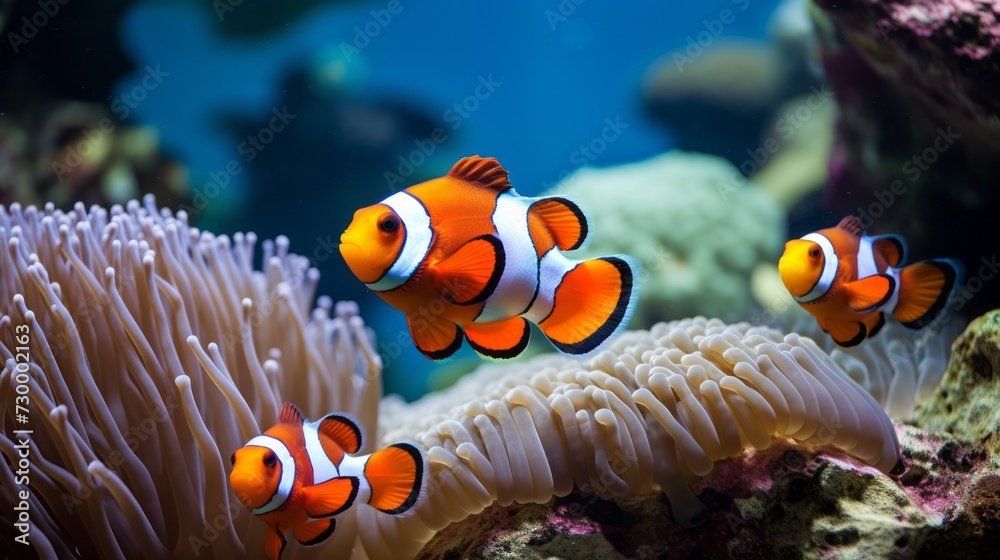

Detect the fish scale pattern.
xmin=371 ymin=317 xmax=901 ymax=558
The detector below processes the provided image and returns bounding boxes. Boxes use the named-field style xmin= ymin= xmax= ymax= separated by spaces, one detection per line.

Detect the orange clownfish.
xmin=778 ymin=216 xmax=962 ymax=346
xmin=229 ymin=403 xmax=424 ymax=560
xmin=339 ymin=156 xmax=640 ymax=361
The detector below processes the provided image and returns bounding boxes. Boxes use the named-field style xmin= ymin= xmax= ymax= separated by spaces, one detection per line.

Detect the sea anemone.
xmin=371 ymin=317 xmax=901 ymax=558
xmin=0 ymin=196 xmax=380 ymax=559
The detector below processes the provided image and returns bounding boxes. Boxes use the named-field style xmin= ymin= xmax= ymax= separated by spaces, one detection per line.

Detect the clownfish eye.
xmin=263 ymin=453 xmax=277 ymax=468
xmin=230 ymin=452 xmax=236 ymax=466
xmin=377 ymin=212 xmax=399 ymax=234
xmin=809 ymin=247 xmax=821 ymax=258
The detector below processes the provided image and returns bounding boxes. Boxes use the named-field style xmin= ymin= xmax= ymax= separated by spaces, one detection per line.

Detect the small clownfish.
xmin=778 ymin=216 xmax=963 ymax=347
xmin=229 ymin=403 xmax=424 ymax=560
xmin=339 ymin=156 xmax=640 ymax=361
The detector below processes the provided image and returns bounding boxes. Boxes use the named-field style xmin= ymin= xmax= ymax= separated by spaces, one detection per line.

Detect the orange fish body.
xmin=340 ymin=156 xmax=640 ymax=360
xmin=778 ymin=216 xmax=962 ymax=346
xmin=229 ymin=403 xmax=424 ymax=560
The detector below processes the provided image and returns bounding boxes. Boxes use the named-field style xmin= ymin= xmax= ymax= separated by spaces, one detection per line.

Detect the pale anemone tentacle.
xmin=767 ymin=306 xmax=961 ymax=420
xmin=373 ymin=317 xmax=902 ymax=558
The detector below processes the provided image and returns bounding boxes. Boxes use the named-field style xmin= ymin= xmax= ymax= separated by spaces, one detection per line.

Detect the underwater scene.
xmin=2 ymin=0 xmax=999 ymax=558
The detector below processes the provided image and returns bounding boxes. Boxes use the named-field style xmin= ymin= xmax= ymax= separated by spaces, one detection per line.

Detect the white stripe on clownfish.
xmin=523 ymin=247 xmax=575 ymax=324
xmin=476 ymin=191 xmax=540 ymax=323
xmin=856 ymin=235 xmax=902 ymax=313
xmin=338 ymin=454 xmax=373 ymax=506
xmin=794 ymin=233 xmax=839 ymax=303
xmin=302 ymin=422 xmax=340 ymax=484
xmin=366 ymin=191 xmax=433 ymax=292
xmin=245 ymin=435 xmax=296 ymax=515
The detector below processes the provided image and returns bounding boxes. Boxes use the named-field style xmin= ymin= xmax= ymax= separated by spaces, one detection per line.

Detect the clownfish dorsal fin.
xmin=837 ymin=216 xmax=863 ymax=237
xmin=278 ymin=402 xmax=305 ymax=425
xmin=448 ymin=156 xmax=512 ymax=193
xmin=316 ymin=414 xmax=363 ymax=455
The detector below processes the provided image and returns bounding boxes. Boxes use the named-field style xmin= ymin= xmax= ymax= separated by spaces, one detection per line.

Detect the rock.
xmin=811 ymin=0 xmax=1000 ymax=316
xmin=919 ymin=311 xmax=1000 ymax=467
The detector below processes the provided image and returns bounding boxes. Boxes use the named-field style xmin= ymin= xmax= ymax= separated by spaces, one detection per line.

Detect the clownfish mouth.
xmin=229 ymin=471 xmax=268 ymax=509
xmin=339 ymin=233 xmax=370 ymax=255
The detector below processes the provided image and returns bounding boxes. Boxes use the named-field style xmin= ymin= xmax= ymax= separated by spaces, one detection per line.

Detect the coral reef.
xmin=373 ymin=317 xmax=900 ymax=558
xmin=548 ymin=153 xmax=784 ymax=327
xmin=811 ymin=0 xmax=1000 ymax=315
xmin=417 ymin=426 xmax=988 ymax=559
xmin=0 ymin=198 xmax=380 ymax=559
xmin=0 ymin=103 xmax=190 ymax=210
xmin=415 ymin=311 xmax=1000 ymax=559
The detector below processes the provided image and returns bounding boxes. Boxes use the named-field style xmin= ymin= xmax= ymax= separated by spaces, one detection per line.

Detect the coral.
xmin=415 ymin=311 xmax=1000 ymax=559
xmin=0 ymin=103 xmax=190 ymax=211
xmin=0 ymin=197 xmax=381 ymax=559
xmin=547 ymin=153 xmax=784 ymax=327
xmin=417 ymin=426 xmax=989 ymax=559
xmin=372 ymin=317 xmax=900 ymax=558
xmin=811 ymin=0 xmax=1000 ymax=315
xmin=919 ymin=311 xmax=1000 ymax=463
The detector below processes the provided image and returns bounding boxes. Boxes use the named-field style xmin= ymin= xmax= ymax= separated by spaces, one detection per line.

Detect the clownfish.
xmin=339 ymin=156 xmax=640 ymax=361
xmin=778 ymin=216 xmax=962 ymax=347
xmin=229 ymin=403 xmax=424 ymax=560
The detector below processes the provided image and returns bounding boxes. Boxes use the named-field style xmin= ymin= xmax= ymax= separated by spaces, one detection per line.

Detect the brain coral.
xmin=372 ymin=317 xmax=901 ymax=558
xmin=549 ymin=152 xmax=784 ymax=327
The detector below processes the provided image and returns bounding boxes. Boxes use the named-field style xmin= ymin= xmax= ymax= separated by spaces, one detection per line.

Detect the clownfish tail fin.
xmin=364 ymin=443 xmax=426 ymax=515
xmin=893 ymin=259 xmax=963 ymax=329
xmin=538 ymin=255 xmax=640 ymax=356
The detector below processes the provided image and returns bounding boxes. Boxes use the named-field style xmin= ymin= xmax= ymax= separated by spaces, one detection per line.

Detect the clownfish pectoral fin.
xmin=365 ymin=443 xmax=425 ymax=515
xmin=871 ymin=235 xmax=907 ymax=267
xmin=826 ymin=320 xmax=867 ymax=347
xmin=265 ymin=526 xmax=287 ymax=560
xmin=292 ymin=518 xmax=337 ymax=546
xmin=538 ymin=255 xmax=640 ymax=356
xmin=301 ymin=476 xmax=359 ymax=519
xmin=278 ymin=402 xmax=305 ymax=426
xmin=528 ymin=196 xmax=589 ymax=251
xmin=463 ymin=317 xmax=531 ymax=360
xmin=316 ymin=414 xmax=362 ymax=455
xmin=893 ymin=259 xmax=962 ymax=329
xmin=447 ymin=156 xmax=512 ymax=193
xmin=407 ymin=315 xmax=464 ymax=361
xmin=844 ymin=274 xmax=895 ymax=312
xmin=434 ymin=235 xmax=504 ymax=305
